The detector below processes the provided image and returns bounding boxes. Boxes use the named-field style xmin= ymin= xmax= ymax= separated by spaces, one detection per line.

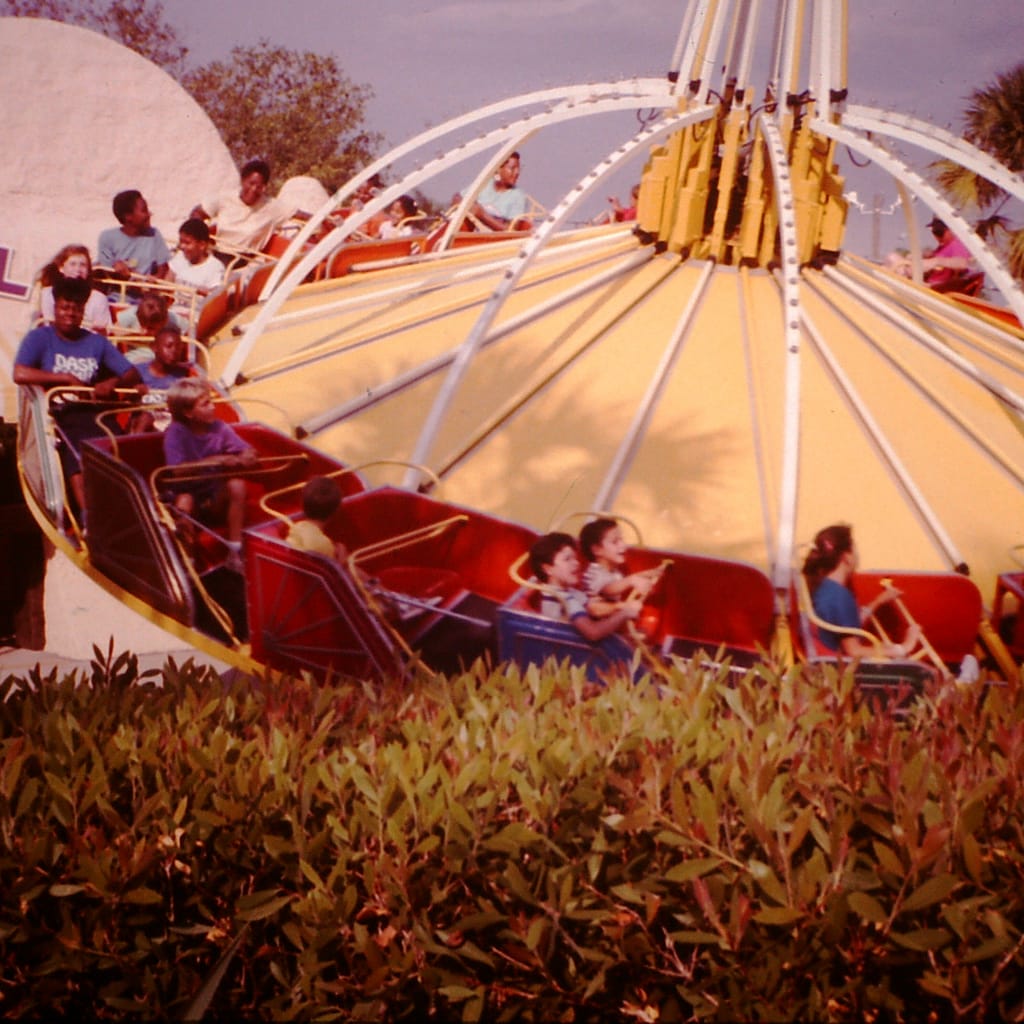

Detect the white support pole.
xmin=758 ymin=113 xmax=804 ymax=590
xmin=722 ymin=0 xmax=743 ymax=83
xmin=698 ymin=0 xmax=731 ymax=103
xmin=812 ymin=0 xmax=833 ymax=120
xmin=776 ymin=0 xmax=801 ymax=115
xmin=766 ymin=0 xmax=788 ymax=102
xmin=736 ymin=0 xmax=763 ymax=96
xmin=402 ymin=105 xmax=717 ymax=490
xmin=893 ymin=177 xmax=923 ymax=283
xmin=678 ymin=0 xmax=714 ymax=93
xmin=668 ymin=0 xmax=701 ymax=88
xmin=832 ymin=0 xmax=847 ymax=104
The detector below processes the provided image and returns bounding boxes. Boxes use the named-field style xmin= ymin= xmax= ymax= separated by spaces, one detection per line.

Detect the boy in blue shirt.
xmin=97 ymin=189 xmax=170 ymax=279
xmin=130 ymin=325 xmax=197 ymax=432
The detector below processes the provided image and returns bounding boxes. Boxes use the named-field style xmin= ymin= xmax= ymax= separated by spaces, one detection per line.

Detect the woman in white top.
xmin=38 ymin=244 xmax=112 ymax=333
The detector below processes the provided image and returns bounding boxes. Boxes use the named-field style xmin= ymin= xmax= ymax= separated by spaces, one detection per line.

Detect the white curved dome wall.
xmin=0 ymin=17 xmax=239 ymax=415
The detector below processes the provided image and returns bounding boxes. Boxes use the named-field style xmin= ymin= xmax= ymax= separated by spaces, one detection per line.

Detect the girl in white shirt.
xmin=38 ymin=244 xmax=112 ymax=333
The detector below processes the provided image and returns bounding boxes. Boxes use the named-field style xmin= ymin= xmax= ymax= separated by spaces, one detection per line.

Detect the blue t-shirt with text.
xmin=15 ymin=324 xmax=133 ymax=385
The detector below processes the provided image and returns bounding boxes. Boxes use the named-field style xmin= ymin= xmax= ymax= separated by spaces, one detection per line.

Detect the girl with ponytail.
xmin=802 ymin=524 xmax=920 ymax=657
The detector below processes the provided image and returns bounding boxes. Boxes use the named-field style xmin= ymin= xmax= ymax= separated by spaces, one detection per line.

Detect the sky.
xmin=164 ymin=0 xmax=1023 ymax=260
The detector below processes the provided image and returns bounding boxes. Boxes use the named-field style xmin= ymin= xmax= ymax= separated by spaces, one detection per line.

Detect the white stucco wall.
xmin=0 ymin=16 xmax=239 ymax=418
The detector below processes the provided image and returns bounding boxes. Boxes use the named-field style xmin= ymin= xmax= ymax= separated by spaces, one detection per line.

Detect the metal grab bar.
xmin=46 ymin=385 xmax=142 ymax=410
xmin=151 ymin=453 xmax=309 ymax=493
xmin=869 ymin=577 xmax=952 ymax=680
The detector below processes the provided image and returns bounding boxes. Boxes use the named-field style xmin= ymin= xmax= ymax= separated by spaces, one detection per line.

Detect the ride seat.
xmin=242 ymin=263 xmax=275 ymax=307
xmin=993 ymin=571 xmax=1024 ymax=660
xmin=496 ymin=586 xmax=635 ymax=685
xmin=110 ymin=431 xmax=168 ymax=480
xmin=507 ymin=588 xmax=542 ymax=613
xmin=930 ymin=270 xmax=985 ymax=297
xmin=194 ymin=284 xmax=232 ymax=342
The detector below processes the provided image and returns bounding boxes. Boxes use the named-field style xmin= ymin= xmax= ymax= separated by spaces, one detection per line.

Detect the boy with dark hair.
xmin=472 ymin=152 xmax=529 ymax=231
xmin=241 ymin=158 xmax=271 ymax=183
xmin=97 ymin=189 xmax=170 ymax=278
xmin=284 ymin=475 xmax=428 ymax=621
xmin=138 ymin=325 xmax=193 ymax=388
xmin=528 ymin=532 xmax=642 ymax=642
xmin=130 ymin=326 xmax=197 ymax=432
xmin=286 ymin=475 xmax=350 ymax=563
xmin=113 ymin=189 xmax=141 ymax=222
xmin=169 ymin=218 xmax=224 ymax=294
xmin=13 ymin=275 xmax=144 ymax=511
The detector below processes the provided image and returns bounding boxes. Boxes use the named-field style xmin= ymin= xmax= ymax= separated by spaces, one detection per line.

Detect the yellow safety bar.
xmin=867 ymin=577 xmax=952 ymax=680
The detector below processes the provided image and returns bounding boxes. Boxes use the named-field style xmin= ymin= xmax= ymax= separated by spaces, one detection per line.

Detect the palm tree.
xmin=933 ymin=63 xmax=1024 ymax=279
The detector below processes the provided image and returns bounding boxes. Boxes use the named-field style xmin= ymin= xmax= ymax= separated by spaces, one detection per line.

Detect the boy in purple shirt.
xmin=163 ymin=378 xmax=256 ymax=571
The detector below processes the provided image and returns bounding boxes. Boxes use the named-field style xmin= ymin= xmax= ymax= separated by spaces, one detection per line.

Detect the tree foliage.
xmin=2 ymin=651 xmax=1024 ymax=1019
xmin=933 ymin=63 xmax=1024 ymax=279
xmin=0 ymin=0 xmax=188 ymax=77
xmin=183 ymin=41 xmax=382 ymax=193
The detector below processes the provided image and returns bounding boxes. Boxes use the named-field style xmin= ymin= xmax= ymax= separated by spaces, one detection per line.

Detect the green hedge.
xmin=1 ymin=648 xmax=1022 ymax=1020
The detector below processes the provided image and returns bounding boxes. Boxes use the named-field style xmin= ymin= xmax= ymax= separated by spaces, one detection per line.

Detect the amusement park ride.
xmin=15 ymin=0 xmax=1024 ymax=684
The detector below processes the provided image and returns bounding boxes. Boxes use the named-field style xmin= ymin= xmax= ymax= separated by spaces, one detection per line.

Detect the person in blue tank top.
xmin=802 ymin=523 xmax=920 ymax=657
